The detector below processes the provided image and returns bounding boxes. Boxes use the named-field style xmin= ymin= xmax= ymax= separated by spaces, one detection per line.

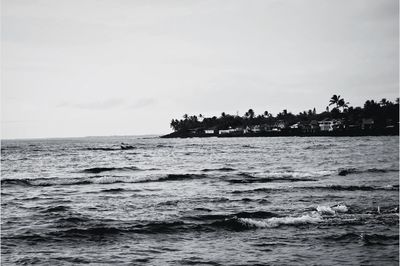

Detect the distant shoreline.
xmin=161 ymin=128 xmax=399 ymax=138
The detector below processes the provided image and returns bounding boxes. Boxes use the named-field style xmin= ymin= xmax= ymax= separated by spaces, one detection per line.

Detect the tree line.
xmin=170 ymin=95 xmax=399 ymax=132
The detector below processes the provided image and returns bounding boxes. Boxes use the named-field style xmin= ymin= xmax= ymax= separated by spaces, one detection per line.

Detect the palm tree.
xmin=379 ymin=98 xmax=388 ymax=107
xmin=329 ymin=95 xmax=341 ymax=107
xmin=247 ymin=109 xmax=255 ymax=119
xmin=338 ymin=98 xmax=349 ymax=111
xmin=329 ymin=95 xmax=349 ymax=112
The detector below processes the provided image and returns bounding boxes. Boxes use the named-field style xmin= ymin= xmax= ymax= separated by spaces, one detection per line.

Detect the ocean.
xmin=1 ymin=136 xmax=399 ymax=265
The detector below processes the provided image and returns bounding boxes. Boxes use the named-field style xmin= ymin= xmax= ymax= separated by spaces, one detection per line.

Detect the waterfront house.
xmin=290 ymin=122 xmax=300 ymax=129
xmin=204 ymin=129 xmax=215 ymax=134
xmin=274 ymin=120 xmax=286 ymax=129
xmin=219 ymin=127 xmax=243 ymax=135
xmin=218 ymin=129 xmax=231 ymax=135
xmin=318 ymin=119 xmax=335 ymax=131
xmin=252 ymin=125 xmax=263 ymax=132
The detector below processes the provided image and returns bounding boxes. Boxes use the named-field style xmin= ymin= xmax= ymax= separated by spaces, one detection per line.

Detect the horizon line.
xmin=0 ymin=133 xmax=164 ymax=141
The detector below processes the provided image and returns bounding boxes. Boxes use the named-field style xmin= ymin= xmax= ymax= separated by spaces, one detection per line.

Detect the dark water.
xmin=1 ymin=136 xmax=399 ymax=265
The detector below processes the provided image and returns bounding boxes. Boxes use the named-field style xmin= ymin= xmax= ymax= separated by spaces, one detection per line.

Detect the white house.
xmin=204 ymin=129 xmax=215 ymax=134
xmin=219 ymin=128 xmax=243 ymax=135
xmin=319 ymin=120 xmax=334 ymax=131
xmin=318 ymin=119 xmax=341 ymax=131
xmin=290 ymin=122 xmax=300 ymax=129
xmin=252 ymin=125 xmax=263 ymax=132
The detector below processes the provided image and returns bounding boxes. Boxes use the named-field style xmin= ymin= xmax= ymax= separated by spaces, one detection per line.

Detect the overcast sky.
xmin=1 ymin=0 xmax=398 ymax=139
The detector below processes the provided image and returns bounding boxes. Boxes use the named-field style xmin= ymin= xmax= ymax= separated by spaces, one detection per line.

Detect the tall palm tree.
xmin=329 ymin=95 xmax=341 ymax=107
xmin=329 ymin=95 xmax=349 ymax=112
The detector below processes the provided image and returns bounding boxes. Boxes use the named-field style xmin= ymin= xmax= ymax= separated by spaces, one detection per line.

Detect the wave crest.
xmin=81 ymin=166 xmax=141 ymax=174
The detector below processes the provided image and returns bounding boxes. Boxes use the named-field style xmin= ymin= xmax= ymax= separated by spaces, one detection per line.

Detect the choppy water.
xmin=1 ymin=136 xmax=399 ymax=265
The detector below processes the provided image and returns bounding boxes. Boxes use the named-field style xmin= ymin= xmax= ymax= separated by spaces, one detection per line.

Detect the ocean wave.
xmin=85 ymin=147 xmax=120 ymax=151
xmin=1 ymin=173 xmax=208 ymax=187
xmin=323 ymin=232 xmax=361 ymax=242
xmin=64 ymin=221 xmax=186 ymax=236
xmin=156 ymin=174 xmax=207 ymax=182
xmin=304 ymin=143 xmax=338 ymax=150
xmin=227 ymin=176 xmax=316 ymax=184
xmin=1 ymin=178 xmax=34 ymax=186
xmin=212 ymin=213 xmax=322 ymax=230
xmin=332 ymin=204 xmax=349 ymax=213
xmin=307 ymin=185 xmax=399 ymax=191
xmin=324 ymin=232 xmax=399 ymax=245
xmin=351 ymin=205 xmax=399 ymax=215
xmin=6 ymin=220 xmax=189 ymax=242
xmin=316 ymin=204 xmax=348 ymax=215
xmin=201 ymin=167 xmax=236 ymax=172
xmin=41 ymin=206 xmax=70 ymax=213
xmin=99 ymin=188 xmax=126 ymax=193
xmin=186 ymin=211 xmax=279 ymax=221
xmin=243 ymin=214 xmax=323 ymax=228
xmin=227 ymin=170 xmax=334 ymax=184
xmin=362 ymin=233 xmax=399 ymax=246
xmin=231 ymin=187 xmax=281 ymax=194
xmin=338 ymin=167 xmax=399 ymax=176
xmin=81 ymin=166 xmax=141 ymax=174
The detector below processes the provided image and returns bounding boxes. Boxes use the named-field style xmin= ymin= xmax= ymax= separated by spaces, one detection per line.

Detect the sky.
xmin=1 ymin=0 xmax=399 ymax=139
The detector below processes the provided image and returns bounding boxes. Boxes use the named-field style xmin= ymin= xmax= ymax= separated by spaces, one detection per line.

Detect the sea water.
xmin=1 ymin=136 xmax=399 ymax=265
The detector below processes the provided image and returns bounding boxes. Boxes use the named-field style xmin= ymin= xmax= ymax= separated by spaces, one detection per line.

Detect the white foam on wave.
xmin=331 ymin=204 xmax=348 ymax=213
xmin=260 ymin=170 xmax=335 ymax=179
xmin=316 ymin=206 xmax=336 ymax=215
xmin=292 ymin=170 xmax=335 ymax=178
xmin=238 ymin=213 xmax=323 ymax=228
xmin=316 ymin=204 xmax=348 ymax=215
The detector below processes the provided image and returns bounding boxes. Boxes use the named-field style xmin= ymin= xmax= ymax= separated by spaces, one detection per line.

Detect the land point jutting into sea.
xmin=162 ymin=95 xmax=399 ymax=138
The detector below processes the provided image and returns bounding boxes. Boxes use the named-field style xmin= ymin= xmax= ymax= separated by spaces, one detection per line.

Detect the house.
xmin=218 ymin=129 xmax=231 ymax=135
xmin=274 ymin=120 xmax=286 ymax=129
xmin=252 ymin=125 xmax=263 ymax=132
xmin=290 ymin=122 xmax=300 ymax=129
xmin=318 ymin=119 xmax=335 ymax=131
xmin=361 ymin=118 xmax=374 ymax=130
xmin=332 ymin=119 xmax=343 ymax=131
xmin=204 ymin=129 xmax=215 ymax=134
xmin=243 ymin=124 xmax=271 ymax=133
xmin=218 ymin=127 xmax=243 ymax=135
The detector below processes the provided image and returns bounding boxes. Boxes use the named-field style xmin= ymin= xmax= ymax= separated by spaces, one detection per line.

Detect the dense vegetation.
xmin=169 ymin=95 xmax=399 ymax=132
